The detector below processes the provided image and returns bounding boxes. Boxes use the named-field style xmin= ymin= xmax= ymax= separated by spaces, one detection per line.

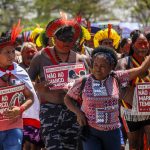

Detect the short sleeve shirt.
xmin=67 ymin=70 xmax=129 ymax=131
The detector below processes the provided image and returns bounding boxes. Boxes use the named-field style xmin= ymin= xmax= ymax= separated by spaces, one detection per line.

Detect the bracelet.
xmin=20 ymin=105 xmax=25 ymax=114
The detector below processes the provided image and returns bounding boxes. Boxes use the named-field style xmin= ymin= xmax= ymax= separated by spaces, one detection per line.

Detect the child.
xmin=0 ymin=21 xmax=37 ymax=150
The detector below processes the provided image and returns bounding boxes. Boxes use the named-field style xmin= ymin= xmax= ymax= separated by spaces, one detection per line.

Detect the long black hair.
xmin=129 ymin=30 xmax=142 ymax=56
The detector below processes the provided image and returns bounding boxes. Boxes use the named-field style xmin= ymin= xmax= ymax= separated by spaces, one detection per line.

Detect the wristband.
xmin=20 ymin=105 xmax=25 ymax=114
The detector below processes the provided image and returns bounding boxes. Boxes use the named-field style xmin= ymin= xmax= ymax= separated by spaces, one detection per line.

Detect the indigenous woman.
xmin=116 ymin=31 xmax=150 ymax=150
xmin=28 ymin=18 xmax=89 ymax=150
xmin=0 ymin=21 xmax=35 ymax=150
xmin=64 ymin=46 xmax=150 ymax=150
xmin=93 ymin=24 xmax=125 ymax=148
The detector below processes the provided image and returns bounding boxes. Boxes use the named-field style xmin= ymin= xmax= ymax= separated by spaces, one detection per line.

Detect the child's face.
xmin=0 ymin=46 xmax=15 ymax=68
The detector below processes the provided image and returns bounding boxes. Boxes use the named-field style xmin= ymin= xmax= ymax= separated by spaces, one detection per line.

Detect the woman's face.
xmin=133 ymin=34 xmax=149 ymax=57
xmin=0 ymin=46 xmax=15 ymax=68
xmin=92 ymin=55 xmax=112 ymax=80
xmin=21 ymin=46 xmax=38 ymax=66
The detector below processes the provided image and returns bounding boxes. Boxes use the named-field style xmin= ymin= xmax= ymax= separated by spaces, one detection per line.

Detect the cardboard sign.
xmin=44 ymin=63 xmax=86 ymax=90
xmin=136 ymin=83 xmax=150 ymax=113
xmin=0 ymin=84 xmax=25 ymax=120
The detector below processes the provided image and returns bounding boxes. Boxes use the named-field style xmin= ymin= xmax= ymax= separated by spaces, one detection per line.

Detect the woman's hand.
xmin=140 ymin=55 xmax=150 ymax=72
xmin=3 ymin=106 xmax=21 ymax=118
xmin=76 ymin=111 xmax=87 ymax=126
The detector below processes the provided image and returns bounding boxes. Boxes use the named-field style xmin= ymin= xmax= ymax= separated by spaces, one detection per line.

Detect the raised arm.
xmin=127 ymin=55 xmax=150 ymax=81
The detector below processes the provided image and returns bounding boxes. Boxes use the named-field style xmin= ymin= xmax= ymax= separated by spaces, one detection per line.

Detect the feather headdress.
xmin=46 ymin=17 xmax=81 ymax=42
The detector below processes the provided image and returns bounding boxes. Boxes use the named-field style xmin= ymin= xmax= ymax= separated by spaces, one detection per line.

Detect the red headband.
xmin=46 ymin=18 xmax=81 ymax=42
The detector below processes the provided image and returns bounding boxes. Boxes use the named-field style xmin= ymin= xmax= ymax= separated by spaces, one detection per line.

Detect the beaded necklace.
xmin=54 ymin=48 xmax=70 ymax=63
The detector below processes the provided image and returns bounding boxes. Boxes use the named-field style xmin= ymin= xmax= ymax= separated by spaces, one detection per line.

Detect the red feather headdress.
xmin=46 ymin=18 xmax=81 ymax=42
xmin=0 ymin=20 xmax=23 ymax=49
xmin=108 ymin=24 xmax=112 ymax=39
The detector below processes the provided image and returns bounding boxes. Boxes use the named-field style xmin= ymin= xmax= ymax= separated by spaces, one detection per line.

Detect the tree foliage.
xmin=0 ymin=0 xmax=30 ymax=31
xmin=0 ymin=0 xmax=112 ymax=33
xmin=114 ymin=0 xmax=150 ymax=26
xmin=0 ymin=0 xmax=149 ymax=33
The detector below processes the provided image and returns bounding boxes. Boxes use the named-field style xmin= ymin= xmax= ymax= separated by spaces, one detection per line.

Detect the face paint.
xmin=54 ymin=37 xmax=75 ymax=53
xmin=133 ymin=35 xmax=149 ymax=57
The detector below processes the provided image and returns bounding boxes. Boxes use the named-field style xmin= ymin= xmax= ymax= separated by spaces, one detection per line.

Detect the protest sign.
xmin=136 ymin=83 xmax=150 ymax=114
xmin=0 ymin=84 xmax=24 ymax=120
xmin=44 ymin=63 xmax=86 ymax=90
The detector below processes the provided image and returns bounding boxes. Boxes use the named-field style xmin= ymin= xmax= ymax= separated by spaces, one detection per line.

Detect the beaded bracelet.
xmin=20 ymin=105 xmax=25 ymax=114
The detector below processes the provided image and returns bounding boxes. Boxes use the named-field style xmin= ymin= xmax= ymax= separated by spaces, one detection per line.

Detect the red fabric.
xmin=23 ymin=118 xmax=40 ymax=128
xmin=144 ymin=134 xmax=150 ymax=150
xmin=20 ymin=105 xmax=25 ymax=114
xmin=0 ymin=65 xmax=14 ymax=72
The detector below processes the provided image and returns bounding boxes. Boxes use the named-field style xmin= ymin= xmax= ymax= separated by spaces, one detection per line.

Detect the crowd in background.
xmin=0 ymin=16 xmax=150 ymax=150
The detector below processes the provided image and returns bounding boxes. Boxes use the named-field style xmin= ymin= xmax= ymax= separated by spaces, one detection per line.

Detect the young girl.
xmin=0 ymin=21 xmax=35 ymax=150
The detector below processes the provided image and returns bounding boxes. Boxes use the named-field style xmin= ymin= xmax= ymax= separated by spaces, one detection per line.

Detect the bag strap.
xmin=127 ymin=56 xmax=131 ymax=69
xmin=79 ymin=77 xmax=87 ymax=99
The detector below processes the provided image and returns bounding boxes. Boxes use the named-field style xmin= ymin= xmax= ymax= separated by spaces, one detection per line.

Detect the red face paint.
xmin=54 ymin=38 xmax=75 ymax=53
xmin=133 ymin=35 xmax=149 ymax=58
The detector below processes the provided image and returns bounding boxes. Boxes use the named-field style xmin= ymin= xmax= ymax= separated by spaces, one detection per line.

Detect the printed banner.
xmin=136 ymin=83 xmax=150 ymax=113
xmin=44 ymin=63 xmax=86 ymax=90
xmin=0 ymin=84 xmax=25 ymax=120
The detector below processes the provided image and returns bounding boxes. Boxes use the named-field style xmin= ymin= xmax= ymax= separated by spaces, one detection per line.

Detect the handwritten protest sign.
xmin=0 ymin=84 xmax=24 ymax=120
xmin=136 ymin=83 xmax=150 ymax=114
xmin=44 ymin=63 xmax=86 ymax=90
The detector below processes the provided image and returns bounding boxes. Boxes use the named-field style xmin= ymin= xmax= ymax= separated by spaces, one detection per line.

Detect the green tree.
xmin=33 ymin=0 xmax=110 ymax=22
xmin=0 ymin=0 xmax=31 ymax=32
xmin=114 ymin=0 xmax=150 ymax=26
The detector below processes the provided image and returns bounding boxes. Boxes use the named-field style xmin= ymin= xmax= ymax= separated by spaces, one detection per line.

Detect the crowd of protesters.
xmin=0 ymin=16 xmax=150 ymax=150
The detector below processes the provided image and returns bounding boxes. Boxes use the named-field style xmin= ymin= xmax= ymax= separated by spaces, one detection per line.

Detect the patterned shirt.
xmin=67 ymin=71 xmax=129 ymax=131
